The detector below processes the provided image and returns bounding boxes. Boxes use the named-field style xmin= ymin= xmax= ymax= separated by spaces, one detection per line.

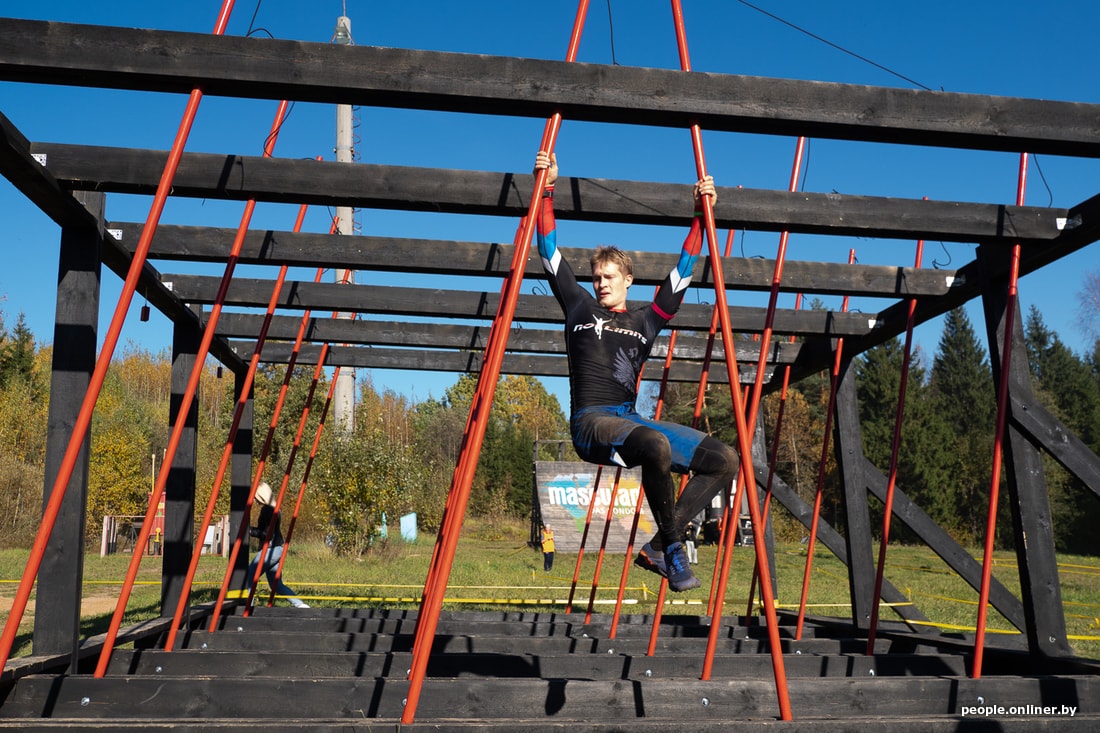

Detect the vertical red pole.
xmin=866 ymin=231 xmax=926 ymax=653
xmin=669 ymin=3 xmax=790 ymax=718
xmin=0 ymin=1 xmax=238 ymax=671
xmin=973 ymin=152 xmax=1028 ymax=679
xmin=402 ymin=3 xmax=591 ymax=723
xmin=794 ymin=249 xmax=855 ymax=641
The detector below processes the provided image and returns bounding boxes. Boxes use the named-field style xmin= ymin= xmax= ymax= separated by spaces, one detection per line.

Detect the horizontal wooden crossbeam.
xmin=3 ymin=18 xmax=1100 ymax=156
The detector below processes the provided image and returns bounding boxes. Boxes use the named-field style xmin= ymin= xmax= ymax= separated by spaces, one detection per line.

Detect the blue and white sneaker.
xmin=663 ymin=541 xmax=700 ymax=592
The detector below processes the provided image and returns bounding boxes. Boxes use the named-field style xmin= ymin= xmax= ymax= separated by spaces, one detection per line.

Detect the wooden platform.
xmin=1 ymin=607 xmax=1096 ymax=731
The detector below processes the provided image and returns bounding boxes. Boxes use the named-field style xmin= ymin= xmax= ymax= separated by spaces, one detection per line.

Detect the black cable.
xmin=735 ymin=0 xmax=933 ymax=91
xmin=1031 ymin=154 xmax=1054 ymax=207
xmin=605 ymin=0 xmax=619 ymax=65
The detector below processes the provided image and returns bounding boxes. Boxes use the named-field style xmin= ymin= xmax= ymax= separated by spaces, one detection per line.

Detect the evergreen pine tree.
xmin=927 ymin=307 xmax=996 ymax=543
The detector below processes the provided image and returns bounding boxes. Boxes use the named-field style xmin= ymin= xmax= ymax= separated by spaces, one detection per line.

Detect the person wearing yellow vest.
xmin=540 ymin=525 xmax=556 ymax=572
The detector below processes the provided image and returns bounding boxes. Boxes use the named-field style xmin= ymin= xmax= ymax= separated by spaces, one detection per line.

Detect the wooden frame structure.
xmin=2 ymin=16 xmax=1099 ymax=675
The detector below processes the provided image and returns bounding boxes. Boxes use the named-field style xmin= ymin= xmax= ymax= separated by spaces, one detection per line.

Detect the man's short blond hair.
xmin=589 ymin=245 xmax=633 ymax=278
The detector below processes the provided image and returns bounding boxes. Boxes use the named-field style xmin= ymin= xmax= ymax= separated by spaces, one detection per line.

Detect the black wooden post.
xmin=751 ymin=408 xmax=778 ymax=598
xmin=34 ymin=192 xmax=103 ymax=667
xmin=161 ymin=311 xmax=199 ymax=616
xmin=228 ymin=369 xmax=254 ymax=592
xmin=978 ymin=244 xmax=1072 ymax=657
xmin=832 ymin=354 xmax=877 ymax=629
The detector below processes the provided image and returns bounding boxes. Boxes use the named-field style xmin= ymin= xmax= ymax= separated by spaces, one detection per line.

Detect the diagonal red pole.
xmin=249 ymin=266 xmax=350 ymax=611
xmin=162 ymin=204 xmax=319 ymax=651
xmin=973 ymin=152 xmax=1028 ymax=679
xmin=794 ymin=249 xmax=856 ymax=641
xmin=270 ymin=362 xmax=340 ymax=607
xmin=244 ymin=341 xmax=330 ymax=614
xmin=647 ymin=229 xmax=736 ymax=652
xmin=747 ymin=292 xmax=803 ymax=617
xmin=669 ymin=2 xmax=790 ymax=717
xmin=0 ymin=1 xmax=238 ymax=671
xmin=268 ymin=272 xmax=356 ymax=608
xmin=207 ymin=235 xmax=325 ymax=630
xmin=566 ymin=465 xmax=604 ymax=613
xmin=94 ymin=96 xmax=289 ymax=679
xmin=584 ymin=470 xmax=624 ymax=623
xmin=866 ymin=230 xmax=926 ymax=653
xmin=402 ymin=4 xmax=591 ymax=723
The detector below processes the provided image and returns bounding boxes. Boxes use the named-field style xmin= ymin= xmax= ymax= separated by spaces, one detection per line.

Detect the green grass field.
xmin=3 ymin=517 xmax=1099 ymax=659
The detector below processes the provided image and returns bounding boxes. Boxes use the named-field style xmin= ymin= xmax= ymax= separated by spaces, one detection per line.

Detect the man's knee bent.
xmin=693 ymin=438 xmax=738 ymax=481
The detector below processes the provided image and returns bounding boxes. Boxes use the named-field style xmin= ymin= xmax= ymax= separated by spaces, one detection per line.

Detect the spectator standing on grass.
xmin=541 ymin=524 xmax=556 ymax=572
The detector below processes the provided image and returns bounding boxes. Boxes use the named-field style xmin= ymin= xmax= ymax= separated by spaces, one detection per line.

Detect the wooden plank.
xmin=36 ymin=143 xmax=1068 ymax=244
xmin=832 ymin=356 xmax=880 ymax=630
xmin=861 ymin=457 xmax=1025 ymax=631
xmin=114 ymin=221 xmax=962 ymax=299
xmin=211 ymin=313 xmax=801 ymax=365
xmin=168 ymin=274 xmax=877 ymax=337
xmin=3 ymin=674 xmax=1094 ymax=720
xmin=3 ymin=19 xmax=1100 ymax=156
xmin=1008 ymin=394 xmax=1100 ymax=496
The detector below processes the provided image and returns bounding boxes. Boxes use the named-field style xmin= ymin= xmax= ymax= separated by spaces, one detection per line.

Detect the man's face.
xmin=591 ymin=261 xmax=633 ymax=311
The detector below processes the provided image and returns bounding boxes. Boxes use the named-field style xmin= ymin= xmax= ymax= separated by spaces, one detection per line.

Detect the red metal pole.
xmin=794 ymin=249 xmax=856 ymax=641
xmin=94 ymin=95 xmax=288 ymax=679
xmin=866 ymin=232 xmax=926 ymax=653
xmin=668 ymin=3 xmax=790 ymax=717
xmin=0 ymin=1 xmax=238 ymax=671
xmin=584 ymin=470 xmax=624 ymax=623
xmin=973 ymin=152 xmax=1028 ymax=679
xmin=646 ymin=229 xmax=735 ymax=649
xmin=402 ymin=3 xmax=591 ymax=722
xmin=566 ymin=465 xmax=603 ymax=613
xmin=747 ymin=293 xmax=802 ymax=617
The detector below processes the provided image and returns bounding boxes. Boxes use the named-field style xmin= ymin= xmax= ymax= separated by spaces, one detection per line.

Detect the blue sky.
xmin=1 ymin=1 xmax=1098 ymax=412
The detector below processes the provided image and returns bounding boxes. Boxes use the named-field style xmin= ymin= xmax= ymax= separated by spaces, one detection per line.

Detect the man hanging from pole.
xmin=534 ymin=151 xmax=738 ymax=591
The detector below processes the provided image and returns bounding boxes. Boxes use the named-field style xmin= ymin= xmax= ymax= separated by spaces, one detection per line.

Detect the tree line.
xmin=0 ymin=299 xmax=1097 ymax=556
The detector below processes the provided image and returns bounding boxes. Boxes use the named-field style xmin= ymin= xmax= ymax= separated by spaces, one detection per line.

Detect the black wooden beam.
xmin=1008 ymin=395 xmax=1100 ymax=498
xmin=38 ymin=144 xmax=1069 ymax=244
xmin=169 ymin=274 xmax=877 ymax=338
xmin=861 ymin=458 xmax=1025 ymax=632
xmin=114 ymin=221 xmax=963 ymax=299
xmin=211 ymin=312 xmax=802 ymax=366
xmin=228 ymin=341 xmax=773 ymax=386
xmin=4 ymin=18 xmax=1100 ymax=156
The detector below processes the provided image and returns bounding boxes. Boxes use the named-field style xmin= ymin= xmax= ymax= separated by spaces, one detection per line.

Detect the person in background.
xmin=248 ymin=481 xmax=309 ymax=608
xmin=541 ymin=524 xmax=556 ymax=572
xmin=685 ymin=521 xmax=699 ymax=565
xmin=533 ymin=151 xmax=738 ymax=592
